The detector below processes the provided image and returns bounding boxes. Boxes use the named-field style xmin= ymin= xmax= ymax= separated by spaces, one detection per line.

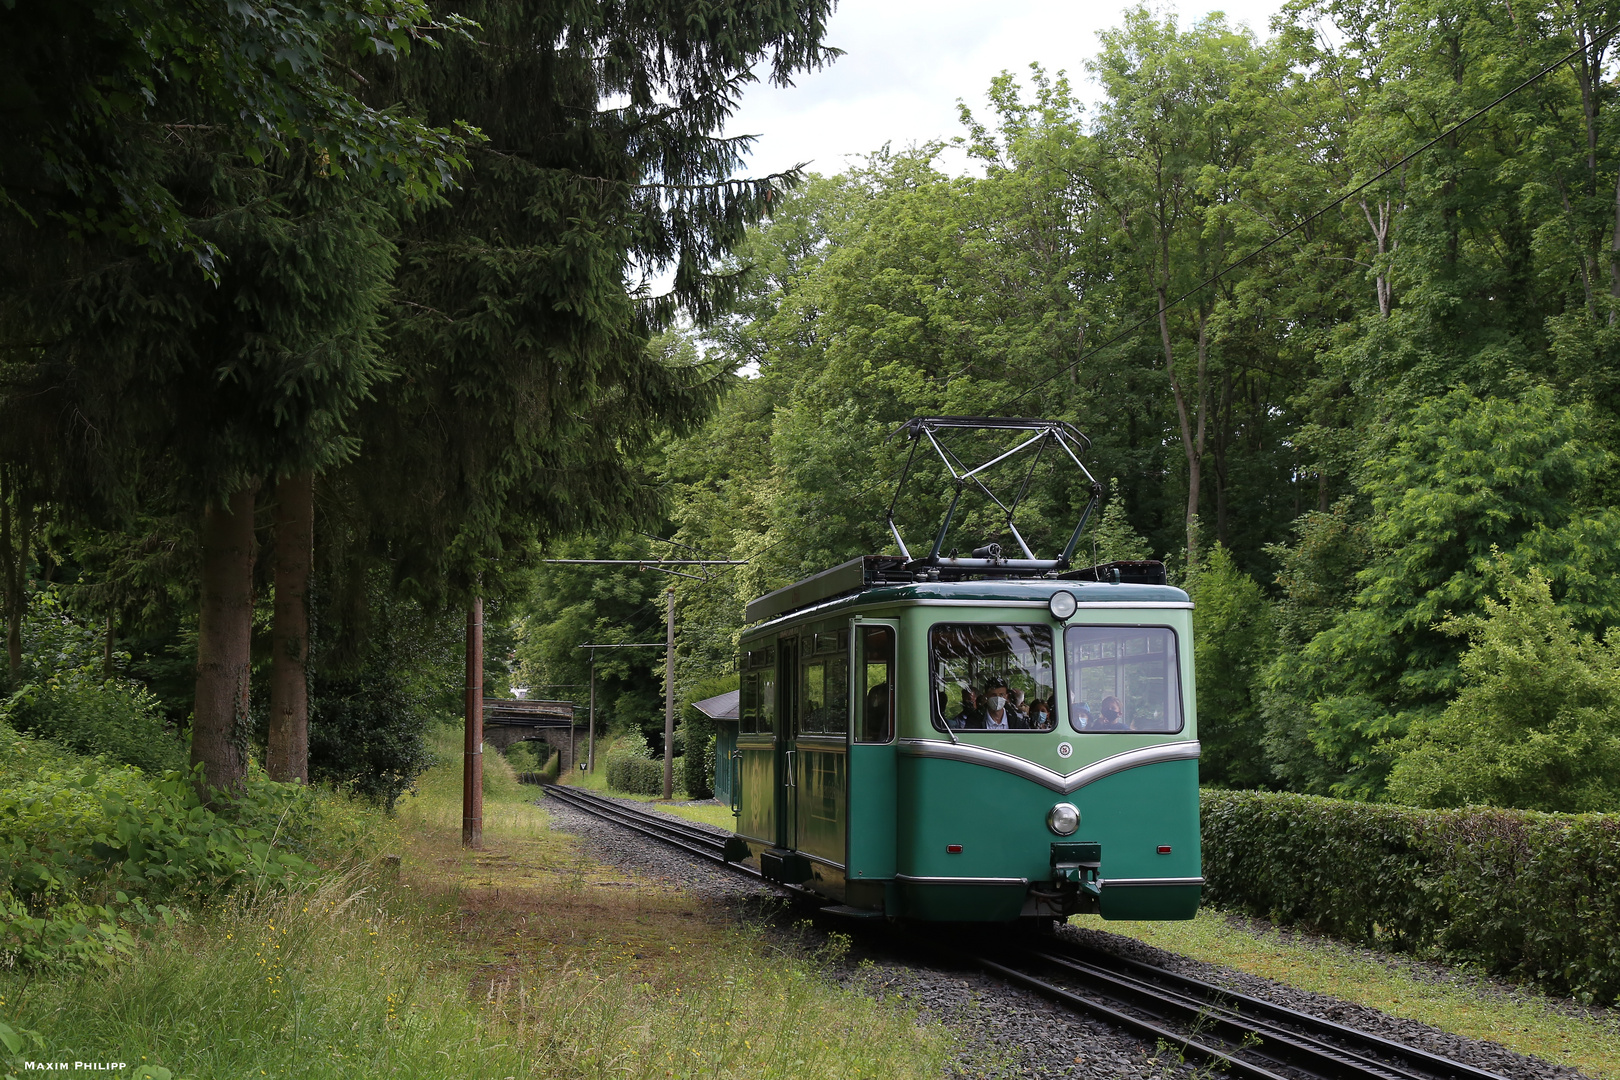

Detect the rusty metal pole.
xmin=462 ymin=595 xmax=484 ymax=848
xmin=662 ymin=587 xmax=675 ymax=800
xmin=587 ymin=654 xmax=596 ymax=773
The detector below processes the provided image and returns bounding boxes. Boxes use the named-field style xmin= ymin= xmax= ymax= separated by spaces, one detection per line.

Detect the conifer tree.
xmin=5 ymin=147 xmax=404 ymax=796
xmin=336 ymin=0 xmax=839 ymax=601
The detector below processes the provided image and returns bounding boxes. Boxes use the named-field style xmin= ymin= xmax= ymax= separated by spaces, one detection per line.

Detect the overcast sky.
xmin=727 ymin=0 xmax=1291 ymax=179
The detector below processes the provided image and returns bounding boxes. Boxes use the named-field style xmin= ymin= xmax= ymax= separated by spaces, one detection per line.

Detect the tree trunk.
xmin=1159 ymin=292 xmax=1212 ymax=563
xmin=103 ymin=611 xmax=114 ymax=679
xmin=462 ymin=595 xmax=483 ymax=848
xmin=1 ymin=471 xmax=33 ymax=680
xmin=267 ymin=470 xmax=313 ymax=783
xmin=1214 ymin=369 xmax=1233 ymax=547
xmin=1609 ymin=164 xmax=1620 ymax=319
xmin=191 ymin=485 xmax=258 ymax=800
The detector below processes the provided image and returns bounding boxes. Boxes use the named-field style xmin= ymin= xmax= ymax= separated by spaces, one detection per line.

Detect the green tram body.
xmin=730 ymin=558 xmax=1203 ymax=923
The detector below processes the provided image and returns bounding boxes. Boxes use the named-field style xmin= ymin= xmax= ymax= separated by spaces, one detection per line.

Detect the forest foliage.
xmin=7 ymin=0 xmax=1620 ymax=846
xmin=518 ymin=0 xmax=1620 ymax=811
xmin=0 ymin=0 xmax=837 ymax=805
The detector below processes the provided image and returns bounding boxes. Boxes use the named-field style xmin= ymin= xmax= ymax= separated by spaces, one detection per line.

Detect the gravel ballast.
xmin=539 ymin=790 xmax=1605 ymax=1080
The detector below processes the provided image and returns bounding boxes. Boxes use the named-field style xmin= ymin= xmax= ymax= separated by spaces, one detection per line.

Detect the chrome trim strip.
xmin=747 ymin=595 xmax=1192 ymax=632
xmin=894 ymin=874 xmax=1029 ymax=886
xmin=1100 ymin=877 xmax=1205 ymax=888
xmin=906 ymin=599 xmax=1193 ymax=610
xmin=897 ymin=739 xmax=1201 ymax=794
xmin=747 ymin=595 xmax=865 ymax=631
xmin=798 ymin=851 xmax=846 ymax=872
xmin=906 ymin=599 xmax=1046 ymax=608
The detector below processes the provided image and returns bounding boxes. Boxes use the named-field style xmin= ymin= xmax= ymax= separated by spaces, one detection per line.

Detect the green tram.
xmin=725 ymin=417 xmax=1202 ymax=924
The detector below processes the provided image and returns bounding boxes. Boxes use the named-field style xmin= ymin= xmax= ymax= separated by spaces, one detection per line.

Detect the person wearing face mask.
xmin=981 ymin=679 xmax=1013 ymax=730
xmin=1027 ymin=697 xmax=1052 ymax=730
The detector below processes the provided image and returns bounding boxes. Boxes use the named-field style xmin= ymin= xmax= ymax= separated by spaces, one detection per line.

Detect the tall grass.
xmin=3 ymin=867 xmax=526 ymax=1079
xmin=1 ymin=725 xmax=953 ymax=1079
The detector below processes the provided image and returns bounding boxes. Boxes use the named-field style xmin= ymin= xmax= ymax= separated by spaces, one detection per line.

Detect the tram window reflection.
xmin=857 ymin=626 xmax=895 ymax=743
xmin=801 ymin=652 xmax=849 ymax=734
xmin=738 ymin=648 xmax=777 ymax=735
xmin=930 ymin=624 xmax=1056 ymax=733
xmin=1065 ymin=625 xmax=1183 ymax=734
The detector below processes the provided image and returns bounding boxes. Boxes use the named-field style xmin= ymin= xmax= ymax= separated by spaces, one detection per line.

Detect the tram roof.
xmin=743 ymin=555 xmax=1190 ymax=628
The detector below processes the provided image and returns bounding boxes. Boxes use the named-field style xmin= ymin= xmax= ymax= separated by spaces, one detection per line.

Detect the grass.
xmin=0 ymin=729 xmax=954 ymax=1080
xmin=1076 ymin=909 xmax=1620 ymax=1080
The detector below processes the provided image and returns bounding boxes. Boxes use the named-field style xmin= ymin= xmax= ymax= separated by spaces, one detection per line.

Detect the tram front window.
xmin=1065 ymin=625 xmax=1183 ymax=734
xmin=930 ymin=624 xmax=1056 ymax=733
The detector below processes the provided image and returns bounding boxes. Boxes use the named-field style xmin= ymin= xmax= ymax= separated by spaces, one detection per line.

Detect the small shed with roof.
xmin=692 ymin=688 xmax=740 ymax=804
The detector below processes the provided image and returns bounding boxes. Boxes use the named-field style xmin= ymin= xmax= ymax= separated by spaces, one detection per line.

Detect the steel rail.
xmin=539 ymin=784 xmax=761 ymax=877
xmin=532 ymin=785 xmax=1500 ymax=1080
xmin=1027 ymin=940 xmax=1509 ymax=1080
xmin=970 ymin=954 xmax=1294 ymax=1080
xmin=999 ymin=946 xmax=1455 ymax=1080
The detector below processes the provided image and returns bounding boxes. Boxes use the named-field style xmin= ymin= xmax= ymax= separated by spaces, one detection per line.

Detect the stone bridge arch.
xmin=482 ymin=698 xmax=586 ymax=774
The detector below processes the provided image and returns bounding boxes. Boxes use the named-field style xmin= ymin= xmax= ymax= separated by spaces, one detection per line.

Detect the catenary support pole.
xmin=663 ymin=587 xmax=675 ymax=800
xmin=463 ymin=595 xmax=484 ymax=848
xmin=587 ymin=655 xmax=596 ymax=773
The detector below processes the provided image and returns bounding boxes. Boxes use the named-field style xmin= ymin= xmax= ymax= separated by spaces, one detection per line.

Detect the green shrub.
xmin=2 ymin=677 xmax=185 ymax=776
xmin=307 ymin=666 xmax=434 ymax=810
xmin=1201 ymin=789 xmax=1620 ymax=1003
xmin=2 ymin=588 xmax=186 ymax=775
xmin=538 ymin=749 xmax=560 ymax=785
xmin=606 ymin=755 xmax=664 ymax=795
xmin=602 ymin=731 xmax=669 ymax=795
xmin=701 ymin=734 xmax=717 ymax=797
xmin=1387 ymin=560 xmax=1620 ymax=812
xmin=0 ymin=718 xmax=386 ymax=971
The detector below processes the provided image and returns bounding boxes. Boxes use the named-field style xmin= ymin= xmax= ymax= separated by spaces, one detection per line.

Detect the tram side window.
xmin=739 ymin=649 xmax=776 ymax=735
xmin=857 ymin=626 xmax=895 ymax=743
xmin=1065 ymin=625 xmax=1183 ymax=734
xmin=740 ymin=671 xmax=758 ymax=734
xmin=800 ymin=636 xmax=849 ymax=735
xmin=758 ymin=664 xmax=777 ymax=735
xmin=930 ymin=624 xmax=1057 ymax=733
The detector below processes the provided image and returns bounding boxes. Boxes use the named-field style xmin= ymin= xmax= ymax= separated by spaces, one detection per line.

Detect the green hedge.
xmin=1201 ymin=790 xmax=1620 ymax=1003
xmin=606 ymin=755 xmax=665 ymax=796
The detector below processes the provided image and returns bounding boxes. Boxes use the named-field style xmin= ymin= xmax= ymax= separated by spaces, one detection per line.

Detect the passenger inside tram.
xmin=981 ymin=678 xmax=1013 ymax=730
xmin=931 ymin=623 xmax=1057 ymax=733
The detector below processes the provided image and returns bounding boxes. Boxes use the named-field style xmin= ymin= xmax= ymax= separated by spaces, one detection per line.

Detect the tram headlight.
xmin=1046 ymin=802 xmax=1080 ymax=836
xmin=1049 ymin=590 xmax=1077 ymax=620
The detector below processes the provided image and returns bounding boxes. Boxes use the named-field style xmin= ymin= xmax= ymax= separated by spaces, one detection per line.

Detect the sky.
xmin=726 ymin=0 xmax=1291 ymax=179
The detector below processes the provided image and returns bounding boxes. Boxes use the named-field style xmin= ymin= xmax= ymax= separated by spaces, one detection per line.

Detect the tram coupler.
xmin=1051 ymin=841 xmax=1101 ymax=895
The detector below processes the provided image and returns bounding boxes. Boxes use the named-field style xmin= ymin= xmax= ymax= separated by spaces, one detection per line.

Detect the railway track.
xmin=538 ymin=784 xmax=1507 ymax=1080
xmin=539 ymin=783 xmax=759 ymax=875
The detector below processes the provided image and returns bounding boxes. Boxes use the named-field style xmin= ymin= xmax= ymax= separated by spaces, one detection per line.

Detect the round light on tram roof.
xmin=1047 ymin=802 xmax=1080 ymax=836
xmin=1048 ymin=590 xmax=1077 ymax=620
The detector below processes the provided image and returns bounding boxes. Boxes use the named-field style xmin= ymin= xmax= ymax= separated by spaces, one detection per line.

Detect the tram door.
xmin=776 ymin=636 xmax=799 ymax=850
xmin=846 ymin=621 xmax=898 ymax=882
xmin=735 ymin=645 xmax=777 ymax=847
xmin=794 ymin=630 xmax=850 ymax=867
